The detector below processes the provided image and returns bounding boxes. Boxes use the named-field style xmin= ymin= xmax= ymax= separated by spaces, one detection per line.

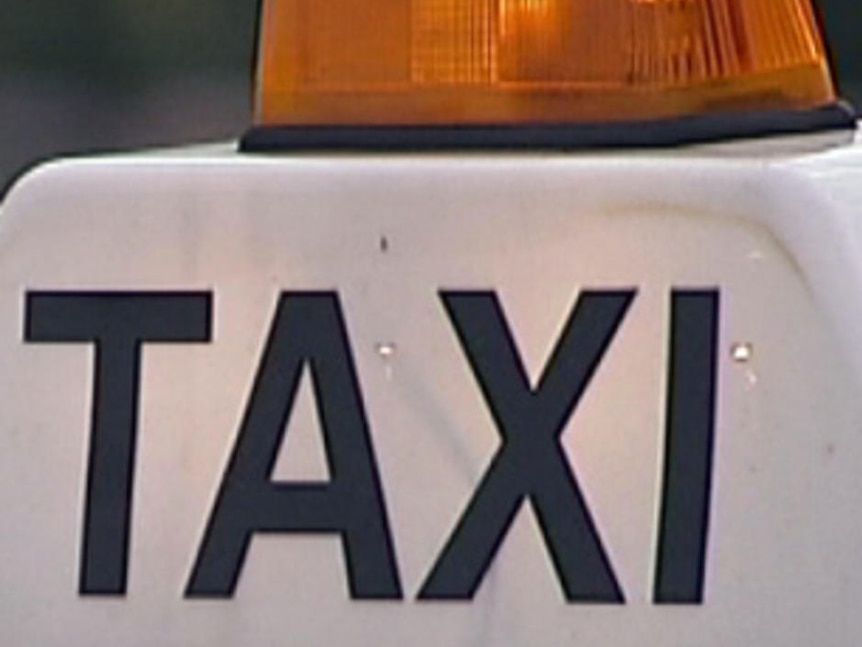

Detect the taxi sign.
xmin=2 ymin=143 xmax=862 ymax=645
xmin=2 ymin=0 xmax=862 ymax=644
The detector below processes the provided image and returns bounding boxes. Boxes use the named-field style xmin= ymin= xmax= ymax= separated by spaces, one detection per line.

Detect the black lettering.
xmin=25 ymin=292 xmax=212 ymax=596
xmin=654 ymin=290 xmax=720 ymax=604
xmin=419 ymin=291 xmax=634 ymax=602
xmin=186 ymin=293 xmax=401 ymax=599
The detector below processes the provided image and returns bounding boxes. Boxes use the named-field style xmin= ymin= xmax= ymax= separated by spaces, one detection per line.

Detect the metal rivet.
xmin=376 ymin=342 xmax=397 ymax=358
xmin=731 ymin=342 xmax=753 ymax=363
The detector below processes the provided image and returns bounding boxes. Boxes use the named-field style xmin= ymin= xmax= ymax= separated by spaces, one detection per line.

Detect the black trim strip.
xmin=251 ymin=0 xmax=264 ymax=80
xmin=248 ymin=0 xmax=264 ymax=109
xmin=239 ymin=103 xmax=856 ymax=153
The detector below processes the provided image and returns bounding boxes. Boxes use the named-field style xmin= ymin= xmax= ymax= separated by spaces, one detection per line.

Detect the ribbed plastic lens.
xmin=255 ymin=0 xmax=838 ymax=126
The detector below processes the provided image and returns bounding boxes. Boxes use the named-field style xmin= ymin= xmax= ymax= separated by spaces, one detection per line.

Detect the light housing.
xmin=245 ymin=0 xmax=855 ymax=148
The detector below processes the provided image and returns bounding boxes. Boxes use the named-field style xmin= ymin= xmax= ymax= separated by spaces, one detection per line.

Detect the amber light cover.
xmin=254 ymin=0 xmax=839 ymax=127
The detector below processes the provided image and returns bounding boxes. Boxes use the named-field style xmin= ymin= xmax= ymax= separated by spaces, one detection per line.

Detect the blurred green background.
xmin=0 ymin=0 xmax=860 ymax=197
xmin=0 ymin=0 xmax=258 ymax=196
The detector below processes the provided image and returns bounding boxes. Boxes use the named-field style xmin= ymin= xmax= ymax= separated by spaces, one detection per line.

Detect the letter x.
xmin=419 ymin=290 xmax=634 ymax=603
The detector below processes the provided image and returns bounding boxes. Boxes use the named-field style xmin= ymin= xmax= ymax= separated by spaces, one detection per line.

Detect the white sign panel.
xmin=1 ymin=150 xmax=862 ymax=645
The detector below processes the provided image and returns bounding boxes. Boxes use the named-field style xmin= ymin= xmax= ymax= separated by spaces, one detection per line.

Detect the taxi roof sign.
xmin=252 ymin=0 xmax=843 ymax=132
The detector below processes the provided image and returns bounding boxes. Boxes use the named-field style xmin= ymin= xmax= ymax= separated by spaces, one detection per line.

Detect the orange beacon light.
xmin=244 ymin=0 xmax=855 ymax=149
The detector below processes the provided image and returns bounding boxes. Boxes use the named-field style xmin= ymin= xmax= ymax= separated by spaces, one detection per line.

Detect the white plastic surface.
xmin=1 ymin=133 xmax=862 ymax=645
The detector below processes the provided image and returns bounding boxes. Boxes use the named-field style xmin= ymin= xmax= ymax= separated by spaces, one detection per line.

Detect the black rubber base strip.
xmin=240 ymin=102 xmax=857 ymax=153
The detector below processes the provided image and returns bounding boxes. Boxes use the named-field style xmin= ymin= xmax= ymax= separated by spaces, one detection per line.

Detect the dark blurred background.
xmin=0 ymin=0 xmax=258 ymax=197
xmin=0 ymin=1 xmax=860 ymax=198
